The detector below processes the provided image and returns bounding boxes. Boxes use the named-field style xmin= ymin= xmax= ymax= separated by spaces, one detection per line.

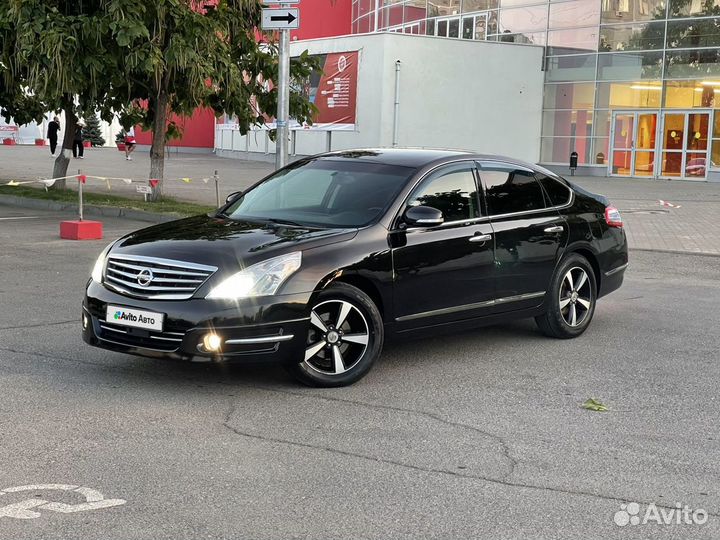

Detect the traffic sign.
xmin=261 ymin=8 xmax=300 ymax=30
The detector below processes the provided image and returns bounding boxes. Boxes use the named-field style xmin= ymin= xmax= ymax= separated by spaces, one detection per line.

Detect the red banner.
xmin=299 ymin=51 xmax=358 ymax=131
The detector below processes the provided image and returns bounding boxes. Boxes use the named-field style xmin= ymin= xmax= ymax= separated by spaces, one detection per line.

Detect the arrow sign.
xmin=261 ymin=8 xmax=300 ymax=30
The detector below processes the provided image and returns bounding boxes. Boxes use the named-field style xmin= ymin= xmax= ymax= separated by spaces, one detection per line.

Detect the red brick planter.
xmin=35 ymin=138 xmax=46 ymax=146
xmin=116 ymin=143 xmax=126 ymax=152
xmin=83 ymin=141 xmax=92 ymax=148
xmin=3 ymin=138 xmax=16 ymax=145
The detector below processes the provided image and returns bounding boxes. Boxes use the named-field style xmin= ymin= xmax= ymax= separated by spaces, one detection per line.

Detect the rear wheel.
xmin=535 ymin=253 xmax=597 ymax=339
xmin=286 ymin=283 xmax=383 ymax=387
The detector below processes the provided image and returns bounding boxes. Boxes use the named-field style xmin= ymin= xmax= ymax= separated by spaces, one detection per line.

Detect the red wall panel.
xmin=145 ymin=1 xmax=352 ymax=149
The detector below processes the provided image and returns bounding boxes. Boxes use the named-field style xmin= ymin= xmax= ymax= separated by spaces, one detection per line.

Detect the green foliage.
xmin=0 ymin=0 xmax=320 ymax=177
xmin=83 ymin=113 xmax=106 ymax=146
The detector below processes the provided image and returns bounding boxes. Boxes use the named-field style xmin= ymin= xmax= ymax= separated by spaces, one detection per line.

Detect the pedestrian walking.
xmin=124 ymin=127 xmax=136 ymax=161
xmin=72 ymin=120 xmax=85 ymax=159
xmin=47 ymin=116 xmax=60 ymax=156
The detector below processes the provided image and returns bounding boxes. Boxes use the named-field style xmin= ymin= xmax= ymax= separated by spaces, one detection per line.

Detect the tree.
xmin=114 ymin=0 xmax=318 ymax=199
xmin=83 ymin=113 xmax=106 ymax=147
xmin=1 ymin=0 xmax=318 ymax=198
xmin=1 ymin=1 xmax=122 ymax=189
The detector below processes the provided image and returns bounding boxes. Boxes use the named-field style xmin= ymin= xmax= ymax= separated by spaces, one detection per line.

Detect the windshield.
xmin=224 ymin=159 xmax=415 ymax=228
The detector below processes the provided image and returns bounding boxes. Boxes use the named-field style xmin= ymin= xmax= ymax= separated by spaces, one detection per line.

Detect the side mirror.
xmin=225 ymin=191 xmax=242 ymax=204
xmin=404 ymin=205 xmax=444 ymax=227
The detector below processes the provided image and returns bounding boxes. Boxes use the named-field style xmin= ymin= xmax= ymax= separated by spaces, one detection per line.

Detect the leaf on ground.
xmin=582 ymin=398 xmax=609 ymax=412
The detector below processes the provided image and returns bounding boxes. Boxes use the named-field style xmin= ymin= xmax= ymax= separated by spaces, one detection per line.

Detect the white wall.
xmin=216 ymin=33 xmax=545 ymax=163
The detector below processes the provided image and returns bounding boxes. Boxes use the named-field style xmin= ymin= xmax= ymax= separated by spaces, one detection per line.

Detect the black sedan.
xmin=83 ymin=149 xmax=628 ymax=387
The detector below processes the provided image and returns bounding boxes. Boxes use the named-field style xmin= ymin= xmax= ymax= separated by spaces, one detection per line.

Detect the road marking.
xmin=0 ymin=484 xmax=126 ymax=520
xmin=0 ymin=216 xmax=41 ymax=221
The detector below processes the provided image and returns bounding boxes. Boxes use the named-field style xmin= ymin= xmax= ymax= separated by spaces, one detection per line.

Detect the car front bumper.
xmin=82 ymin=280 xmax=312 ymax=362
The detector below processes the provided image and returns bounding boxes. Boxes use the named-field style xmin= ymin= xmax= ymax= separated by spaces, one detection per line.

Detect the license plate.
xmin=106 ymin=305 xmax=164 ymax=332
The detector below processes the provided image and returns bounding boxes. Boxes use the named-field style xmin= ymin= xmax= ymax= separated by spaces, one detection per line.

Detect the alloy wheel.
xmin=559 ymin=266 xmax=593 ymax=327
xmin=303 ymin=299 xmax=370 ymax=375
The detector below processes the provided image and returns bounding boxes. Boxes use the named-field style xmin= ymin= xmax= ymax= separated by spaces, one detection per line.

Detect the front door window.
xmin=610 ymin=111 xmax=659 ymax=177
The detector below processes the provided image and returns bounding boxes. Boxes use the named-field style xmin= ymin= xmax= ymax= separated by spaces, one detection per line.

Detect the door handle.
xmin=544 ymin=225 xmax=564 ymax=233
xmin=469 ymin=233 xmax=492 ymax=242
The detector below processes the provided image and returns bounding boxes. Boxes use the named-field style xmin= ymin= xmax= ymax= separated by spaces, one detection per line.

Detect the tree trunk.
xmin=51 ymin=107 xmax=77 ymax=190
xmin=148 ymin=91 xmax=169 ymax=202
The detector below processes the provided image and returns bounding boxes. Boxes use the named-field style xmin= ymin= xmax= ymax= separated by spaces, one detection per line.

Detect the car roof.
xmin=313 ymin=148 xmax=547 ymax=173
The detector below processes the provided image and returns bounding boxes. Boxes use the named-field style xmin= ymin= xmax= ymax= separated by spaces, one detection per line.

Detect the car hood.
xmin=110 ymin=214 xmax=358 ymax=270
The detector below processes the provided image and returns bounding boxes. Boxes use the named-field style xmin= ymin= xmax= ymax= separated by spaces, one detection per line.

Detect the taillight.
xmin=605 ymin=205 xmax=623 ymax=228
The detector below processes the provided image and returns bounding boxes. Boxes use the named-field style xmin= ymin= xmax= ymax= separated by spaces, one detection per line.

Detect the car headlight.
xmin=91 ymin=243 xmax=114 ymax=283
xmin=206 ymin=251 xmax=302 ymax=300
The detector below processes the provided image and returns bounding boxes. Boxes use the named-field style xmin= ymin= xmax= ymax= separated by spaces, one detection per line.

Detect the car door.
xmin=477 ymin=161 xmax=569 ymax=312
xmin=391 ymin=162 xmax=496 ymax=328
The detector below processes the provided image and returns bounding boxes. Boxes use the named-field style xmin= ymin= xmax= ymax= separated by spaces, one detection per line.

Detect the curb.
xmin=0 ymin=194 xmax=186 ymax=224
xmin=629 ymin=247 xmax=720 ymax=258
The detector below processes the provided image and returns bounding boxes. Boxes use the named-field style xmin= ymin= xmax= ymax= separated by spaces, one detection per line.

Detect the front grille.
xmin=104 ymin=254 xmax=217 ymax=300
xmin=97 ymin=317 xmax=187 ymax=352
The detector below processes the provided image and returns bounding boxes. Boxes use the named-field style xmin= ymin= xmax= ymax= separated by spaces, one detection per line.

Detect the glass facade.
xmin=351 ymin=0 xmax=720 ymax=178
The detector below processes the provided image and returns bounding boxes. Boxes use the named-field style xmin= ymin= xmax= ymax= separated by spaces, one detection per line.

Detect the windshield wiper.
xmin=264 ymin=218 xmax=308 ymax=228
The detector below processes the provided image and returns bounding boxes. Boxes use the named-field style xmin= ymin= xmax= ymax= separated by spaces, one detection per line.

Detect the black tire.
xmin=535 ymin=253 xmax=597 ymax=339
xmin=286 ymin=283 xmax=384 ymax=387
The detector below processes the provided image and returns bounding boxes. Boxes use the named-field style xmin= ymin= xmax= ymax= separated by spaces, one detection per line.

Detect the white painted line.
xmin=0 ymin=216 xmax=41 ymax=221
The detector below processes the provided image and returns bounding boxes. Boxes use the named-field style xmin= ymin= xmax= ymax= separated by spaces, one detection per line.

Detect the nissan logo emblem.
xmin=137 ymin=269 xmax=154 ymax=287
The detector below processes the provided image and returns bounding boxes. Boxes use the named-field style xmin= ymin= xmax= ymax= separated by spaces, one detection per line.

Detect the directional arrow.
xmin=271 ymin=12 xmax=296 ymax=23
xmin=261 ymin=8 xmax=300 ymax=30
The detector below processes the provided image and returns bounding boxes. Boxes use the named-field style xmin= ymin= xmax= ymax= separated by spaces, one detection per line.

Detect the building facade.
xmin=350 ymin=0 xmax=720 ymax=180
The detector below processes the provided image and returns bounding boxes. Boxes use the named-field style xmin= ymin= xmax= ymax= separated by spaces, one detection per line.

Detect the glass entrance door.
xmin=610 ymin=111 xmax=659 ymax=177
xmin=660 ymin=111 xmax=711 ymax=180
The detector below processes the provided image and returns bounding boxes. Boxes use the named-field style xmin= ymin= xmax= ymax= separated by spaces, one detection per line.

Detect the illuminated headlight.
xmin=91 ymin=243 xmax=114 ymax=283
xmin=206 ymin=251 xmax=302 ymax=300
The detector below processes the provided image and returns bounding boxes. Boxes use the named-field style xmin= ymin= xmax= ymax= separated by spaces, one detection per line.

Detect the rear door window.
xmin=479 ymin=163 xmax=547 ymax=216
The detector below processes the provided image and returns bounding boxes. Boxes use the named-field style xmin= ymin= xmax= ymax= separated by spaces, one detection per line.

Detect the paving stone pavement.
xmin=1 ymin=145 xmax=719 ymax=255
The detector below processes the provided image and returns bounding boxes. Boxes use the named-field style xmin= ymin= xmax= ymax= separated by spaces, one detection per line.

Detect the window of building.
xmin=427 ymin=0 xmax=462 ymax=17
xmin=543 ymin=110 xmax=594 ymax=138
xmin=464 ymin=0 xmax=499 ymax=10
xmin=548 ymin=27 xmax=600 ymax=55
xmin=497 ymin=5 xmax=548 ymax=32
xmin=407 ymin=167 xmax=480 ymax=221
xmin=597 ymin=51 xmax=664 ymax=80
xmin=670 ymin=0 xmax=720 ymax=18
xmin=665 ymin=48 xmax=720 ymax=79
xmin=601 ymin=0 xmax=667 ymax=22
xmin=544 ymin=82 xmax=596 ymax=109
xmin=550 ymin=0 xmax=601 ymax=30
xmin=599 ymin=22 xmax=666 ymax=51
xmin=664 ymin=80 xmax=720 ymax=108
xmin=667 ymin=18 xmax=720 ymax=49
xmin=596 ymin=81 xmax=663 ymax=108
xmin=546 ymin=54 xmax=598 ymax=82
xmin=480 ymin=166 xmax=547 ymax=215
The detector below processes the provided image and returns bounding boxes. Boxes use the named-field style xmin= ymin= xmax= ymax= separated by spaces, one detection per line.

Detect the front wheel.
xmin=535 ymin=254 xmax=597 ymax=339
xmin=285 ymin=283 xmax=384 ymax=387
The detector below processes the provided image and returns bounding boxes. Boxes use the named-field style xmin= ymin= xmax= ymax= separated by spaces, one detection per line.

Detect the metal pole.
xmin=78 ymin=169 xmax=83 ymax=221
xmin=275 ymin=20 xmax=291 ymax=170
xmin=392 ymin=60 xmax=401 ymax=148
xmin=214 ymin=169 xmax=220 ymax=208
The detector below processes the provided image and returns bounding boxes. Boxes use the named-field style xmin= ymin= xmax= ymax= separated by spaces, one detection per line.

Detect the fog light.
xmin=82 ymin=314 xmax=88 ymax=330
xmin=202 ymin=333 xmax=222 ymax=352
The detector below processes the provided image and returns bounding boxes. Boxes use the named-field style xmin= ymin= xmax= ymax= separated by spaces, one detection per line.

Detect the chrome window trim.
xmin=396 ymin=291 xmax=546 ymax=322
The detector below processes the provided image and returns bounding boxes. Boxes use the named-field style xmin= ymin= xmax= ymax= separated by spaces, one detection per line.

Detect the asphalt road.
xmin=0 ymin=207 xmax=719 ymax=539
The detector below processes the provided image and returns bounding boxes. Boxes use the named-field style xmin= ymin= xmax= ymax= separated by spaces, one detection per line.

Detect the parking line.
xmin=0 ymin=217 xmax=41 ymax=221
